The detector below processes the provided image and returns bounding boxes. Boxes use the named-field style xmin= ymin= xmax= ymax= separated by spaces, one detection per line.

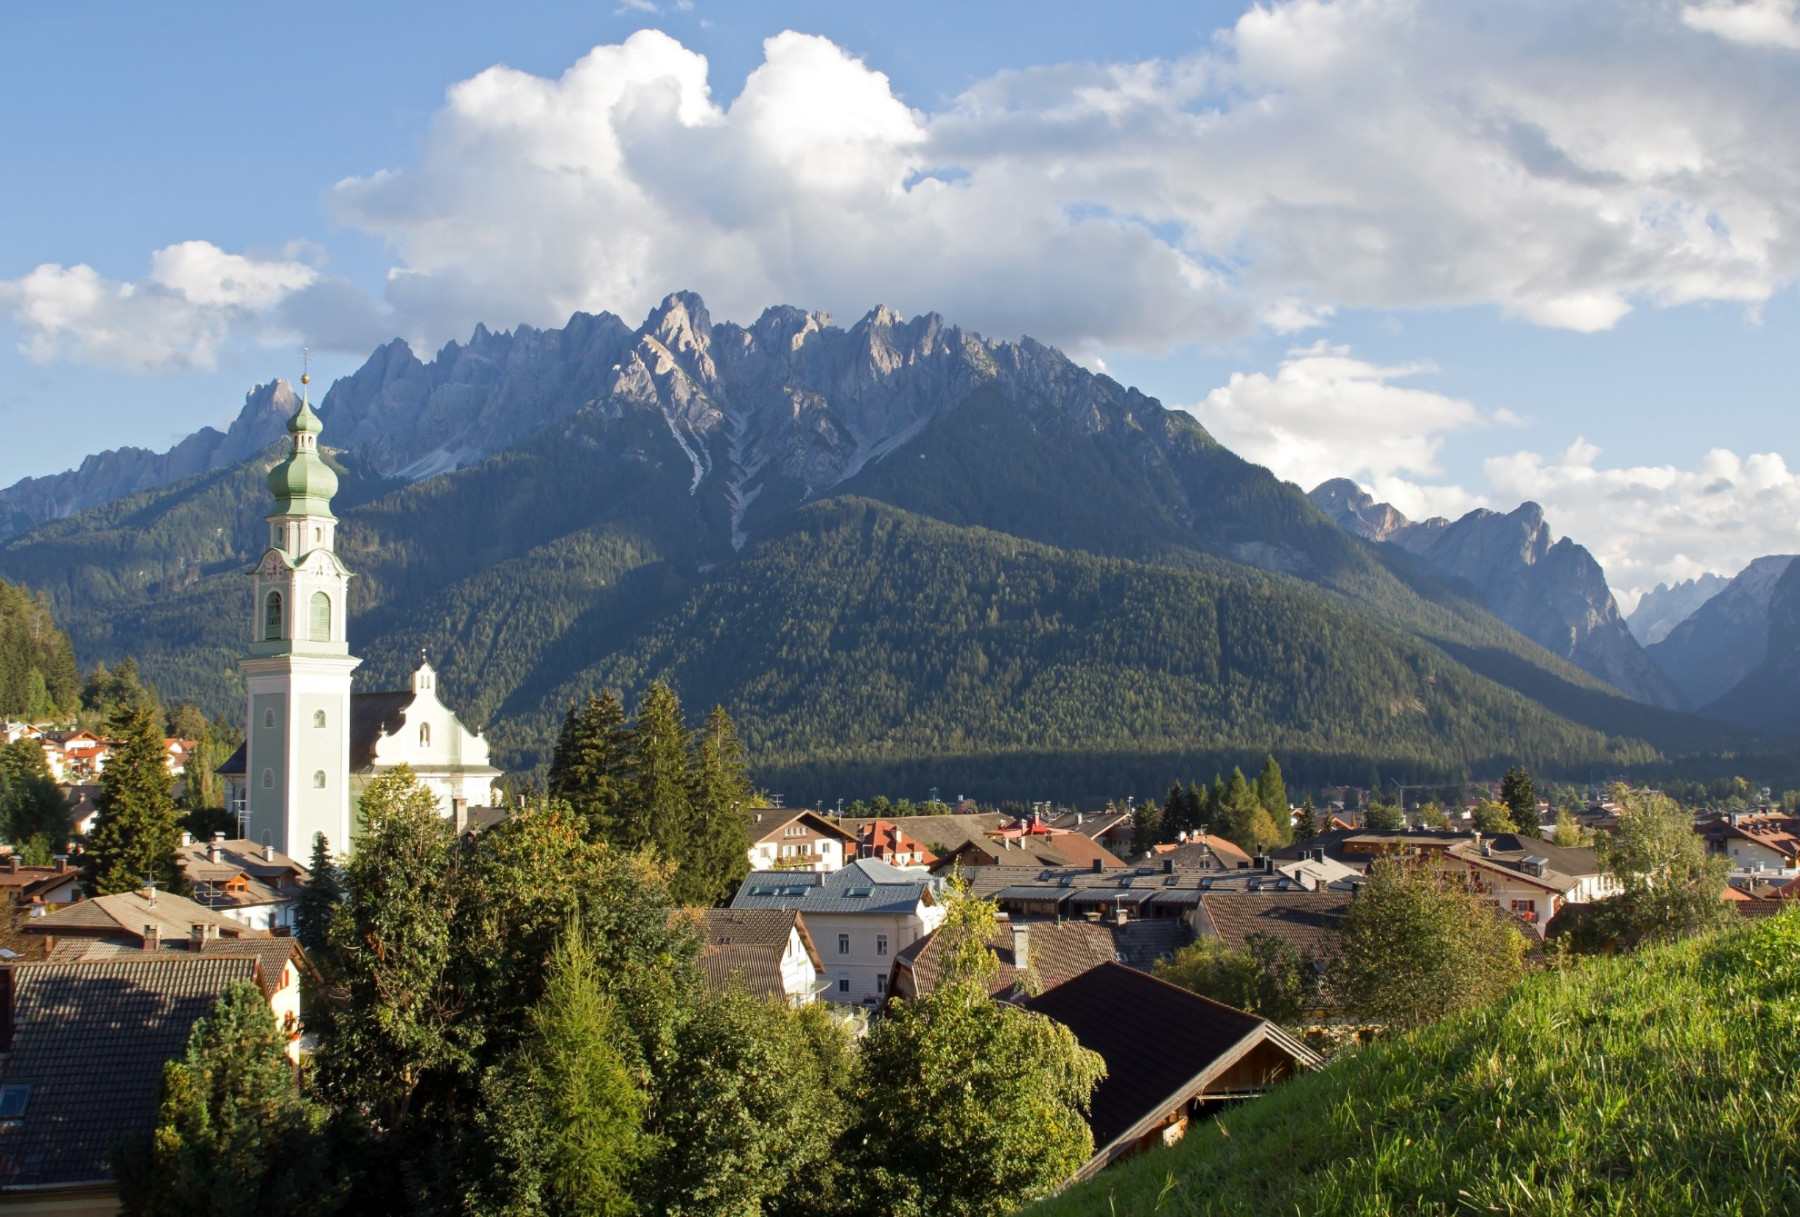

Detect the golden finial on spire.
xmin=299 ymin=347 xmax=311 ymax=403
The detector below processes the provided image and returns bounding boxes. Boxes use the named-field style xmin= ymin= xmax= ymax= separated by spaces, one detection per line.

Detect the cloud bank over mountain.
xmin=7 ymin=0 xmax=1800 ymax=369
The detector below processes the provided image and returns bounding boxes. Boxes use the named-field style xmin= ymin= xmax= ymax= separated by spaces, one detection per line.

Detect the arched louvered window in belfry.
xmin=310 ymin=591 xmax=331 ymax=641
xmin=264 ymin=591 xmax=283 ymax=640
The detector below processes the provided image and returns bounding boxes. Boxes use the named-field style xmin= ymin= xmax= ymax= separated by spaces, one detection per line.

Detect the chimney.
xmin=207 ymin=835 xmax=222 ymax=863
xmin=1264 ymin=856 xmax=1276 ymax=874
xmin=181 ymin=831 xmax=193 ymax=847
xmin=1114 ymin=906 xmax=1129 ymax=926
xmin=1010 ymin=922 xmax=1030 ymax=971
xmin=1076 ymin=812 xmax=1085 ymax=826
xmin=53 ymin=856 xmax=67 ymax=874
xmin=142 ymin=924 xmax=161 ymax=951
xmin=453 ymin=797 xmax=469 ymax=835
xmin=1091 ymin=858 xmax=1104 ymax=873
xmin=190 ymin=923 xmax=207 ymax=950
xmin=1162 ymin=858 xmax=1174 ymax=875
xmin=6 ymin=856 xmax=18 ymax=874
xmin=262 ymin=843 xmax=275 ymax=863
xmin=142 ymin=881 xmax=156 ymax=906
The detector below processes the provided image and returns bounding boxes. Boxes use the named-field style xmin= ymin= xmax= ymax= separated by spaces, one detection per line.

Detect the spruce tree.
xmin=292 ymin=834 xmax=343 ymax=953
xmin=119 ymin=979 xmax=340 ymax=1216
xmin=1160 ymin=782 xmax=1187 ymax=841
xmin=684 ymin=705 xmax=754 ymax=907
xmin=1183 ymin=781 xmax=1206 ymax=834
xmin=1130 ymin=799 xmax=1162 ymax=857
xmin=1257 ymin=755 xmax=1290 ymax=844
xmin=618 ymin=682 xmax=693 ymax=862
xmin=1207 ymin=775 xmax=1227 ymax=830
xmin=84 ymin=703 xmax=187 ymax=896
xmin=1501 ymin=766 xmax=1539 ymax=836
xmin=547 ymin=691 xmax=629 ymax=839
xmin=1294 ymin=796 xmax=1319 ymax=842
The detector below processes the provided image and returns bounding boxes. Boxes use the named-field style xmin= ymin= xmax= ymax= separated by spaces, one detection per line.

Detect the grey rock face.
xmin=1627 ymin=574 xmax=1731 ymax=646
xmin=1646 ymin=555 xmax=1797 ymax=707
xmin=1705 ymin=560 xmax=1800 ymax=735
xmin=0 ymin=380 xmax=297 ymax=537
xmin=1307 ymin=481 xmax=1686 ymax=709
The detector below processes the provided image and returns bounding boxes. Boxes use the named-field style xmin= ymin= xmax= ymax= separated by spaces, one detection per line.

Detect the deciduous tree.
xmin=1593 ymin=784 xmax=1731 ymax=946
xmin=1332 ymin=858 xmax=1527 ymax=1030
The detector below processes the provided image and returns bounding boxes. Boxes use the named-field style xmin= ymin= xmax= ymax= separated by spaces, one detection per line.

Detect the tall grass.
xmin=1031 ymin=909 xmax=1800 ymax=1216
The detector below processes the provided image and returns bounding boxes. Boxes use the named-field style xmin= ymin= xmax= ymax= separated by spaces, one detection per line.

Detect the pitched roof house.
xmin=1026 ymin=963 xmax=1322 ymax=1180
xmin=0 ymin=856 xmax=82 ymax=911
xmin=1441 ymin=834 xmax=1617 ymax=935
xmin=176 ymin=834 xmax=311 ymax=933
xmin=1192 ymin=891 xmax=1350 ymax=958
xmin=680 ymin=908 xmax=827 ymax=1006
xmin=854 ymin=820 xmax=939 ymax=869
xmin=730 ymin=860 xmax=945 ymax=1007
xmin=744 ymin=809 xmax=858 ymax=874
xmin=888 ymin=915 xmax=1191 ymax=1002
xmin=0 ymin=954 xmax=285 ymax=1202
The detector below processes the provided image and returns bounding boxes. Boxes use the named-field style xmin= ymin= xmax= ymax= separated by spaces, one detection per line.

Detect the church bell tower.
xmin=238 ymin=362 xmax=358 ymax=855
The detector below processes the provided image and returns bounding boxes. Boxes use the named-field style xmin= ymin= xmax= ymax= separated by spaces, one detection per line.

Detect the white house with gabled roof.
xmin=729 ymin=859 xmax=946 ymax=1007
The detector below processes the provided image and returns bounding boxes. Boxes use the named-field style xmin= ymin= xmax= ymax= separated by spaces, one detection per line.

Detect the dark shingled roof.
xmin=1194 ymin=892 xmax=1349 ymax=957
xmin=893 ymin=917 xmax=1193 ymax=1000
xmin=0 ymin=957 xmax=260 ymax=1187
xmin=349 ymin=691 xmax=417 ymax=770
xmin=1027 ymin=962 xmax=1313 ymax=1152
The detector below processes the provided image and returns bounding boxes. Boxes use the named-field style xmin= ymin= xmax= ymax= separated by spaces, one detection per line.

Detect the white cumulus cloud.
xmin=11 ymin=4 xmax=1800 ymax=368
xmin=1188 ymin=342 xmax=1502 ymax=503
xmin=1683 ymin=0 xmax=1800 ymax=49
xmin=0 ymin=242 xmax=318 ymax=374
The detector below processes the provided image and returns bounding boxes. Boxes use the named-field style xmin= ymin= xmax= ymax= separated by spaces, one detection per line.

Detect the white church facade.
xmin=219 ymin=377 xmax=500 ymax=854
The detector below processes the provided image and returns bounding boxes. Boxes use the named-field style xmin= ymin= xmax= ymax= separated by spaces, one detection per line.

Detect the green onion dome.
xmin=267 ymin=399 xmax=337 ymax=512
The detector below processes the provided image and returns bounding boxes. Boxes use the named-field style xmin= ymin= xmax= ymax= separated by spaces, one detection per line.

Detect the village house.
xmin=840 ymin=813 xmax=1005 ymax=862
xmin=177 ymin=834 xmax=311 ymax=932
xmin=744 ymin=809 xmax=858 ymax=873
xmin=959 ymin=857 xmax=1254 ymax=925
xmin=0 ymin=951 xmax=302 ymax=1212
xmin=1700 ymin=813 xmax=1800 ymax=870
xmin=937 ymin=829 xmax=1124 ymax=871
xmin=22 ymin=888 xmax=309 ymax=1057
xmin=729 ymin=859 xmax=945 ymax=1007
xmin=0 ymin=855 xmax=82 ymax=915
xmin=1040 ymin=807 xmax=1137 ymax=856
xmin=680 ymin=908 xmax=828 ymax=1007
xmin=854 ymin=819 xmax=939 ymax=869
xmin=1438 ymin=834 xmax=1616 ymax=934
xmin=887 ymin=913 xmax=1191 ymax=1002
xmin=1028 ymin=963 xmax=1322 ymax=1180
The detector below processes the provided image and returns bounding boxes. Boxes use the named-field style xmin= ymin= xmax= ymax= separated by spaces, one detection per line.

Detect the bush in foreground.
xmin=1030 ymin=909 xmax=1800 ymax=1216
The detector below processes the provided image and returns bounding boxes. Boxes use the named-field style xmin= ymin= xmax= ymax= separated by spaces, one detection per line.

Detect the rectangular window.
xmin=0 ymin=1085 xmax=30 ymax=1119
xmin=838 ymin=934 xmax=850 ymax=955
xmin=877 ymin=975 xmax=887 ymax=994
xmin=876 ymin=934 xmax=888 ymax=957
xmin=837 ymin=977 xmax=850 ymax=993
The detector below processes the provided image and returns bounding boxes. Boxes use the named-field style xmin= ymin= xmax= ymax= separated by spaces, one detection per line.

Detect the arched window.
xmin=312 ymin=770 xmax=327 ymax=789
xmin=261 ymin=768 xmax=274 ymax=789
xmin=313 ymin=526 xmax=322 ymax=544
xmin=309 ymin=592 xmax=331 ymax=641
xmin=313 ymin=709 xmax=327 ymax=728
xmin=264 ymin=591 xmax=283 ymax=640
xmin=262 ymin=708 xmax=276 ymax=729
xmin=419 ymin=722 xmax=432 ymax=748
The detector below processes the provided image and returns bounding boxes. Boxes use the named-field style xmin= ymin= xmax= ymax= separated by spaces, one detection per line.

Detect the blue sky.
xmin=3 ymin=0 xmax=1799 ymax=605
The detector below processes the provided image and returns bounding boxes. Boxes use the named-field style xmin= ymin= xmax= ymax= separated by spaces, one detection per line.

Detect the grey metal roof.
xmin=729 ymin=859 xmax=938 ymax=916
